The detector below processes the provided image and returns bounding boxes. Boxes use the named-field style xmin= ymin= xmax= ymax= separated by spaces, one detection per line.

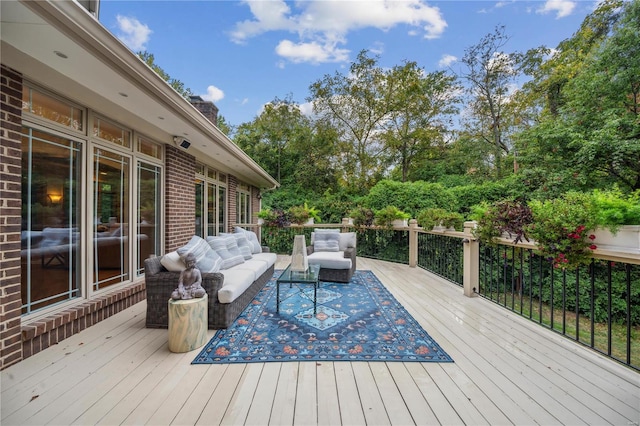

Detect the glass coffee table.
xmin=276 ymin=263 xmax=321 ymax=314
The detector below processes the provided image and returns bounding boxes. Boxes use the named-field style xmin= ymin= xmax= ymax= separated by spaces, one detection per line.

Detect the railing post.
xmin=409 ymin=219 xmax=418 ymax=267
xmin=341 ymin=217 xmax=351 ymax=232
xmin=463 ymin=221 xmax=479 ymax=297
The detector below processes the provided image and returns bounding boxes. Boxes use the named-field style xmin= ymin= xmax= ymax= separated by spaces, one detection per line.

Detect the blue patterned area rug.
xmin=192 ymin=270 xmax=453 ymax=364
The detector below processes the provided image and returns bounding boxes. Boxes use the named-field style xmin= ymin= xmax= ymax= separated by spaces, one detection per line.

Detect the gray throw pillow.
xmin=313 ymin=231 xmax=340 ymax=252
xmin=176 ymin=235 xmax=221 ymax=273
xmin=207 ymin=236 xmax=245 ymax=269
xmin=235 ymin=226 xmax=262 ymax=254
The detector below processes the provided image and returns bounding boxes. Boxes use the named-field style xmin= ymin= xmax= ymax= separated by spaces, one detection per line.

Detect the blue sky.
xmin=99 ymin=0 xmax=598 ymax=127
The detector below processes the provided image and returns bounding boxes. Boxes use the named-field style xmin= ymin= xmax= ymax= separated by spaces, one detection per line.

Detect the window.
xmin=21 ymin=127 xmax=82 ymax=314
xmin=22 ymin=85 xmax=83 ymax=131
xmin=236 ymin=182 xmax=251 ymax=225
xmin=93 ymin=148 xmax=130 ymax=290
xmin=93 ymin=116 xmax=131 ymax=148
xmin=20 ymin=82 xmax=164 ymax=316
xmin=137 ymin=161 xmax=162 ymax=276
xmin=195 ymin=165 xmax=227 ymax=237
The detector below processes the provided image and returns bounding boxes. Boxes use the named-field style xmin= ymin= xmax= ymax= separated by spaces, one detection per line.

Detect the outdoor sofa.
xmin=145 ymin=229 xmax=276 ymax=329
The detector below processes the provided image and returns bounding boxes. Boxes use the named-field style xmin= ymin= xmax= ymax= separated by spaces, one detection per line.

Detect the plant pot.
xmin=305 ymin=218 xmax=314 ymax=225
xmin=592 ymin=225 xmax=640 ymax=253
xmin=392 ymin=219 xmax=408 ymax=228
xmin=257 ymin=218 xmax=264 ymax=225
xmin=432 ymin=225 xmax=446 ymax=232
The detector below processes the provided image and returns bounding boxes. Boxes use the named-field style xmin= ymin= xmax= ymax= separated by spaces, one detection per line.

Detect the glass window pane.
xmin=207 ymin=184 xmax=216 ymax=236
xmin=21 ymin=127 xmax=82 ymax=314
xmin=137 ymin=136 xmax=162 ymax=160
xmin=218 ymin=187 xmax=226 ymax=234
xmin=22 ymin=86 xmax=83 ymax=131
xmin=195 ymin=180 xmax=204 ymax=237
xmin=93 ymin=148 xmax=130 ymax=289
xmin=93 ymin=117 xmax=130 ymax=148
xmin=137 ymin=161 xmax=161 ymax=276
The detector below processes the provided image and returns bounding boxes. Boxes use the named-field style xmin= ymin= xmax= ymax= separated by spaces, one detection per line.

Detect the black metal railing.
xmin=478 ymin=243 xmax=639 ymax=371
xmin=356 ymin=227 xmax=409 ymax=264
xmin=417 ymin=232 xmax=464 ymax=286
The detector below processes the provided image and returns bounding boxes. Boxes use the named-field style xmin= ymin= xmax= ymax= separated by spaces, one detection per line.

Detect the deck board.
xmin=2 ymin=256 xmax=638 ymax=426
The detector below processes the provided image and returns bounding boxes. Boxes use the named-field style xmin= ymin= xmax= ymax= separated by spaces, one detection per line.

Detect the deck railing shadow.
xmin=235 ymin=220 xmax=639 ymax=371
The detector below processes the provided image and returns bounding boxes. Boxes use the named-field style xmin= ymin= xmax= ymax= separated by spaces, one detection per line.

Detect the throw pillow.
xmin=338 ymin=232 xmax=357 ymax=250
xmin=235 ymin=226 xmax=262 ymax=254
xmin=176 ymin=235 xmax=222 ymax=273
xmin=313 ymin=231 xmax=340 ymax=252
xmin=232 ymin=234 xmax=253 ymax=260
xmin=311 ymin=228 xmax=341 ymax=244
xmin=207 ymin=236 xmax=245 ymax=269
xmin=160 ymin=251 xmax=184 ymax=272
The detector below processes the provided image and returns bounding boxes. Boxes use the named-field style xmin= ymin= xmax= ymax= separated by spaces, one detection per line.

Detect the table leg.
xmin=277 ymin=281 xmax=280 ymax=313
xmin=314 ymin=282 xmax=317 ymax=314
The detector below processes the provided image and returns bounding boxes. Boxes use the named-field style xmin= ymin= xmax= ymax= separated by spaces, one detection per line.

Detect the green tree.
xmin=308 ymin=50 xmax=392 ymax=192
xmin=459 ymin=26 xmax=523 ymax=178
xmin=138 ymin=51 xmax=193 ymax=98
xmin=382 ymin=62 xmax=461 ymax=182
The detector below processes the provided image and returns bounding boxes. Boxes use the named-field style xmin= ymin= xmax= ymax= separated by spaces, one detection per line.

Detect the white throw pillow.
xmin=160 ymin=251 xmax=184 ymax=271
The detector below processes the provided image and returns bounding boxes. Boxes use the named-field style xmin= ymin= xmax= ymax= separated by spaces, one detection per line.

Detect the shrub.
xmin=527 ymin=192 xmax=600 ymax=269
xmin=349 ymin=206 xmax=375 ymax=227
xmin=416 ymin=208 xmax=464 ymax=231
xmin=374 ymin=206 xmax=410 ymax=229
xmin=472 ymin=199 xmax=534 ymax=245
xmin=593 ymin=187 xmax=640 ymax=231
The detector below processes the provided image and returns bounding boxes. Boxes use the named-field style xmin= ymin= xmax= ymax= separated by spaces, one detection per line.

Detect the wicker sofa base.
xmin=210 ymin=264 xmax=274 ymax=329
xmin=317 ymin=266 xmax=354 ymax=283
xmin=144 ymin=256 xmax=274 ymax=329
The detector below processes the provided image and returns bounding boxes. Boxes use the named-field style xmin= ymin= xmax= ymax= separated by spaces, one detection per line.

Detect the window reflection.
xmin=93 ymin=148 xmax=129 ymax=289
xmin=21 ymin=128 xmax=82 ymax=314
xmin=137 ymin=162 xmax=161 ymax=276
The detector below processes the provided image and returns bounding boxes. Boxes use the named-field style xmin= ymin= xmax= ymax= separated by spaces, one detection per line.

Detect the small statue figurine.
xmin=171 ymin=252 xmax=206 ymax=300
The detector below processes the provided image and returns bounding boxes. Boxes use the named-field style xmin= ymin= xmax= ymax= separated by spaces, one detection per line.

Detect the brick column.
xmin=0 ymin=65 xmax=24 ymax=369
xmin=164 ymin=145 xmax=196 ymax=252
xmin=227 ymin=175 xmax=237 ymax=233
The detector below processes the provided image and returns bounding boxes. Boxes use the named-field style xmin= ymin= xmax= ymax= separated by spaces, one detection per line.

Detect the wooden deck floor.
xmin=2 ymin=256 xmax=638 ymax=425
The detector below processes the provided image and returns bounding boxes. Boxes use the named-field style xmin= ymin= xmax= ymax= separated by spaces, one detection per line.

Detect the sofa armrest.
xmin=262 ymin=246 xmax=271 ymax=253
xmin=344 ymin=247 xmax=356 ymax=261
xmin=306 ymin=245 xmax=315 ymax=255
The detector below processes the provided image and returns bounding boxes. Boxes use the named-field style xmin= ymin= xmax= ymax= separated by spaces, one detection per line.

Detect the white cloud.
xmin=275 ymin=39 xmax=350 ymax=64
xmin=201 ymin=85 xmax=224 ymax=103
xmin=298 ymin=101 xmax=315 ymax=117
xmin=230 ymin=0 xmax=447 ymax=64
xmin=536 ymin=0 xmax=576 ymax=18
xmin=438 ymin=54 xmax=457 ymax=68
xmin=115 ymin=15 xmax=152 ymax=51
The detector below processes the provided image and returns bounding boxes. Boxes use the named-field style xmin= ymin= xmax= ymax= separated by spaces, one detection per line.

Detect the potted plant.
xmin=527 ymin=192 xmax=600 ymax=269
xmin=417 ymin=208 xmax=464 ymax=231
xmin=374 ymin=206 xmax=410 ymax=229
xmin=349 ymin=206 xmax=375 ymax=227
xmin=592 ymin=188 xmax=640 ymax=251
xmin=258 ymin=208 xmax=289 ymax=227
xmin=471 ymin=199 xmax=534 ymax=245
xmin=288 ymin=202 xmax=321 ymax=225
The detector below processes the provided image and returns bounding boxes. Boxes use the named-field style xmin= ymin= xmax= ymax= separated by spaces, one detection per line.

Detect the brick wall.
xmin=0 ymin=65 xmax=24 ymax=369
xmin=164 ymin=145 xmax=196 ymax=251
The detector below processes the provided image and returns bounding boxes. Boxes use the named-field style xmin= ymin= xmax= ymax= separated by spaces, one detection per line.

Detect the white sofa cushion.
xmin=308 ymin=251 xmax=352 ymax=270
xmin=251 ymin=252 xmax=277 ymax=267
xmin=218 ymin=269 xmax=256 ymax=303
xmin=231 ymin=259 xmax=268 ymax=281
